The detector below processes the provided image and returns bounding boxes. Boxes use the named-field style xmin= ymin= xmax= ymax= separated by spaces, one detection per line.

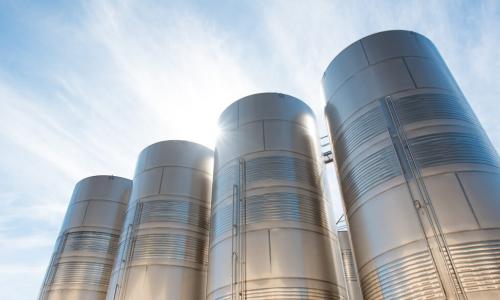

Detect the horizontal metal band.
xmin=210 ymin=192 xmax=329 ymax=240
xmin=394 ymin=93 xmax=478 ymax=126
xmin=333 ymin=93 xmax=487 ymax=172
xmin=335 ymin=106 xmax=387 ymax=168
xmin=213 ymin=286 xmax=343 ymax=300
xmin=409 ymin=131 xmax=500 ymax=169
xmin=63 ymin=231 xmax=119 ymax=256
xmin=213 ymin=156 xmax=320 ymax=203
xmin=361 ymin=251 xmax=442 ymax=300
xmin=341 ymin=146 xmax=402 ymax=209
xmin=446 ymin=239 xmax=500 ymax=293
xmin=50 ymin=261 xmax=112 ymax=287
xmin=244 ymin=192 xmax=328 ymax=227
xmin=139 ymin=199 xmax=210 ymax=230
xmin=245 ymin=156 xmax=320 ymax=188
xmin=213 ymin=164 xmax=237 ymax=203
xmin=131 ymin=233 xmax=207 ymax=265
xmin=210 ymin=203 xmax=232 ymax=239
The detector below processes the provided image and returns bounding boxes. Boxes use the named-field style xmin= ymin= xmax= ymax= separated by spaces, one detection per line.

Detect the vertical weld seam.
xmin=268 ymin=229 xmax=272 ymax=272
xmin=262 ymin=120 xmax=266 ymax=150
xmin=81 ymin=202 xmax=90 ymax=226
xmin=455 ymin=172 xmax=481 ymax=228
xmin=158 ymin=167 xmax=165 ymax=194
xmin=237 ymin=101 xmax=240 ymax=129
xmin=402 ymin=57 xmax=418 ymax=88
xmin=359 ymin=40 xmax=370 ymax=65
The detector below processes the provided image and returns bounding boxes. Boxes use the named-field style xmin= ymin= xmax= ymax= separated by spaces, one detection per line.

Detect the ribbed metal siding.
xmin=51 ymin=262 xmax=113 ymax=286
xmin=361 ymin=252 xmax=443 ymax=300
xmin=212 ymin=287 xmax=338 ymax=300
xmin=244 ymin=192 xmax=329 ymax=227
xmin=211 ymin=192 xmax=329 ymax=241
xmin=395 ymin=94 xmax=478 ymax=126
xmin=334 ymin=107 xmax=387 ymax=167
xmin=213 ymin=165 xmax=237 ymax=203
xmin=446 ymin=240 xmax=500 ymax=293
xmin=139 ymin=199 xmax=210 ymax=229
xmin=64 ymin=232 xmax=119 ymax=256
xmin=245 ymin=156 xmax=321 ymax=188
xmin=341 ymin=146 xmax=401 ymax=209
xmin=131 ymin=233 xmax=207 ymax=264
xmin=409 ymin=132 xmax=499 ymax=168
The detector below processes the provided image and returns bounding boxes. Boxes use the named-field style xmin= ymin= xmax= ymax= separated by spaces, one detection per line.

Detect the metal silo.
xmin=39 ymin=175 xmax=132 ymax=300
xmin=207 ymin=93 xmax=346 ymax=299
xmin=338 ymin=230 xmax=363 ymax=300
xmin=322 ymin=30 xmax=500 ymax=299
xmin=106 ymin=140 xmax=213 ymax=300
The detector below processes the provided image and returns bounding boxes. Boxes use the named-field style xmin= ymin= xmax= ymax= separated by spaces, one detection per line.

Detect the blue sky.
xmin=1 ymin=1 xmax=499 ymax=299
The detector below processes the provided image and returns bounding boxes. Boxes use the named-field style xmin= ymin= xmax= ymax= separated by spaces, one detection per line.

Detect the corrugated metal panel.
xmin=335 ymin=106 xmax=387 ymax=167
xmin=131 ymin=233 xmax=207 ymax=264
xmin=361 ymin=252 xmax=442 ymax=300
xmin=52 ymin=262 xmax=113 ymax=286
xmin=246 ymin=156 xmax=320 ymax=188
xmin=245 ymin=192 xmax=328 ymax=228
xmin=341 ymin=146 xmax=401 ymax=208
xmin=395 ymin=93 xmax=478 ymax=125
xmin=213 ymin=164 xmax=237 ymax=203
xmin=139 ymin=199 xmax=209 ymax=230
xmin=211 ymin=203 xmax=233 ymax=239
xmin=447 ymin=240 xmax=500 ymax=293
xmin=214 ymin=287 xmax=341 ymax=300
xmin=409 ymin=131 xmax=499 ymax=168
xmin=211 ymin=193 xmax=329 ymax=241
xmin=64 ymin=232 xmax=119 ymax=256
xmin=214 ymin=155 xmax=321 ymax=202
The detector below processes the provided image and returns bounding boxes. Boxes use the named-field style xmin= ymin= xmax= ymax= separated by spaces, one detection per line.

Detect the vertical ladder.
xmin=381 ymin=96 xmax=467 ymax=299
xmin=231 ymin=159 xmax=247 ymax=300
xmin=113 ymin=202 xmax=143 ymax=300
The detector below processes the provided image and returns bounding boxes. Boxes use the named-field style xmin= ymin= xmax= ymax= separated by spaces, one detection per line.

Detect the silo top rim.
xmin=135 ymin=139 xmax=214 ymax=175
xmin=75 ymin=175 xmax=132 ymax=186
xmin=321 ymin=29 xmax=427 ymax=81
xmin=218 ymin=92 xmax=315 ymax=126
xmin=138 ymin=140 xmax=213 ymax=156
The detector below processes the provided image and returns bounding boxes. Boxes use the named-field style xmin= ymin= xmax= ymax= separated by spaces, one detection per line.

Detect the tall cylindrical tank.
xmin=338 ymin=231 xmax=363 ymax=300
xmin=322 ymin=30 xmax=500 ymax=299
xmin=39 ymin=175 xmax=132 ymax=300
xmin=106 ymin=140 xmax=213 ymax=300
xmin=207 ymin=93 xmax=346 ymax=299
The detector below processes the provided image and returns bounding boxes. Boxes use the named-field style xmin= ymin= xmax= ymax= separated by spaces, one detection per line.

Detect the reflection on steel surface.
xmin=323 ymin=30 xmax=500 ymax=299
xmin=106 ymin=141 xmax=213 ymax=300
xmin=39 ymin=176 xmax=132 ymax=300
xmin=207 ymin=93 xmax=347 ymax=299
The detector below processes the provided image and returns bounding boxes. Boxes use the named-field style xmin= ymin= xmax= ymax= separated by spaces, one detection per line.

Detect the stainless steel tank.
xmin=207 ymin=93 xmax=347 ymax=299
xmin=322 ymin=30 xmax=500 ymax=299
xmin=106 ymin=140 xmax=213 ymax=300
xmin=39 ymin=175 xmax=132 ymax=300
xmin=338 ymin=230 xmax=363 ymax=300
